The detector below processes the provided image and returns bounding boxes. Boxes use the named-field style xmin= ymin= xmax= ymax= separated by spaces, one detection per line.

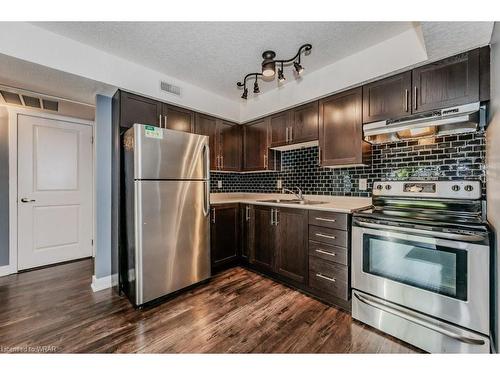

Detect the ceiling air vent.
xmin=42 ymin=99 xmax=59 ymax=111
xmin=160 ymin=81 xmax=181 ymax=96
xmin=0 ymin=90 xmax=22 ymax=105
xmin=22 ymin=95 xmax=41 ymax=108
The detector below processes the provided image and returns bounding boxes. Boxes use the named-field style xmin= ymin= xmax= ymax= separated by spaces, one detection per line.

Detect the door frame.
xmin=3 ymin=107 xmax=95 ymax=276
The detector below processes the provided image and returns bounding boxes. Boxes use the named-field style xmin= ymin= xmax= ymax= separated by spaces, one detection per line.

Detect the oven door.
xmin=352 ymin=222 xmax=489 ymax=335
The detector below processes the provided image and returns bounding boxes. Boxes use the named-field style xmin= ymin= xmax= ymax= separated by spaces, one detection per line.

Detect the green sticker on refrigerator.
xmin=144 ymin=125 xmax=163 ymax=139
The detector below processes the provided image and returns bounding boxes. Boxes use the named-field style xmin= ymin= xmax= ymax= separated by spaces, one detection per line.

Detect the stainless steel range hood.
xmin=363 ymin=102 xmax=486 ymax=144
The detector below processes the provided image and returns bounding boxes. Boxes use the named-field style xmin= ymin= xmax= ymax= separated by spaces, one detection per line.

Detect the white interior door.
xmin=17 ymin=115 xmax=93 ymax=270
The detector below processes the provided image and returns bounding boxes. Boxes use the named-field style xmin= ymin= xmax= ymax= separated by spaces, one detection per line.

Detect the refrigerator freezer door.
xmin=135 ymin=180 xmax=210 ymax=305
xmin=133 ymin=124 xmax=209 ymax=180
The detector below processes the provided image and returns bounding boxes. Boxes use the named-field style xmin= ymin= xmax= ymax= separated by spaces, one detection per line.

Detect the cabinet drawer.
xmin=308 ymin=225 xmax=348 ymax=247
xmin=308 ymin=210 xmax=348 ymax=230
xmin=308 ymin=241 xmax=348 ymax=266
xmin=309 ymin=256 xmax=348 ymax=300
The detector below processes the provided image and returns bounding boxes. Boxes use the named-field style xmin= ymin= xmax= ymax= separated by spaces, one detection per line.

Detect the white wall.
xmin=486 ymin=22 xmax=500 ymax=353
xmin=0 ymin=22 xmax=240 ymax=122
xmin=239 ymin=26 xmax=428 ymax=122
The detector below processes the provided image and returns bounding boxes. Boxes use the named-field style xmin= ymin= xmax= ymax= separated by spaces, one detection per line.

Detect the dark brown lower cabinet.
xmin=210 ymin=204 xmax=239 ymax=271
xmin=251 ymin=206 xmax=275 ymax=271
xmin=275 ymin=208 xmax=308 ymax=284
xmin=240 ymin=204 xmax=253 ymax=262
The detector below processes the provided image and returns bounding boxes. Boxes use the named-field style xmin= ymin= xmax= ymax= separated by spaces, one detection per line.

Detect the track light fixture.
xmin=237 ymin=43 xmax=312 ymax=99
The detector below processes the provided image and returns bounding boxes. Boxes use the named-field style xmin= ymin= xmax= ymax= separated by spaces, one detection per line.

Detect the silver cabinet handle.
xmin=354 ymin=292 xmax=486 ymax=346
xmin=285 ymin=127 xmax=289 ymax=142
xmin=290 ymin=126 xmax=293 ymax=142
xmin=263 ymin=154 xmax=268 ymax=169
xmin=164 ymin=115 xmax=168 ymax=128
xmin=270 ymin=208 xmax=275 ymax=225
xmin=274 ymin=208 xmax=279 ymax=226
xmin=158 ymin=114 xmax=162 ymax=128
xmin=221 ymin=155 xmax=224 ymax=169
xmin=245 ymin=205 xmax=250 ymax=221
xmin=315 ymin=233 xmax=336 ymax=240
xmin=216 ymin=155 xmax=220 ymax=170
xmin=414 ymin=86 xmax=418 ymax=110
xmin=318 ymin=146 xmax=321 ymax=166
xmin=211 ymin=208 xmax=216 ymax=224
xmin=315 ymin=249 xmax=336 ymax=256
xmin=20 ymin=198 xmax=35 ymax=203
xmin=316 ymin=273 xmax=336 ymax=283
xmin=315 ymin=217 xmax=336 ymax=223
xmin=405 ymin=89 xmax=409 ymax=112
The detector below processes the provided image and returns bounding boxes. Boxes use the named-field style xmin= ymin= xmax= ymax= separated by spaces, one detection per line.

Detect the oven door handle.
xmin=354 ymin=220 xmax=485 ymax=242
xmin=353 ymin=292 xmax=486 ymax=346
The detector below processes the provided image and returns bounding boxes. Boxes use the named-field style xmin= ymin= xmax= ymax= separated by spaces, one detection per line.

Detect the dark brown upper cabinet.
xmin=195 ymin=114 xmax=241 ymax=172
xmin=362 ymin=71 xmax=412 ymax=123
xmin=289 ymin=101 xmax=319 ymax=144
xmin=161 ymin=103 xmax=194 ymax=133
xmin=210 ymin=204 xmax=239 ymax=271
xmin=218 ymin=120 xmax=242 ymax=172
xmin=195 ymin=113 xmax=218 ymax=171
xmin=270 ymin=111 xmax=290 ymax=147
xmin=119 ymin=91 xmax=161 ymax=129
xmin=243 ymin=118 xmax=272 ymax=171
xmin=412 ymin=49 xmax=479 ymax=113
xmin=319 ymin=87 xmax=371 ymax=167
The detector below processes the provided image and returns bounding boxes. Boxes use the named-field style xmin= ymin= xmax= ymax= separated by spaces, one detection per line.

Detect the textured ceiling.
xmin=32 ymin=22 xmax=415 ymax=99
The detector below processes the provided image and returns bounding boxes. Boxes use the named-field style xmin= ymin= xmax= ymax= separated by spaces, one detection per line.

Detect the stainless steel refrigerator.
xmin=121 ymin=124 xmax=210 ymax=306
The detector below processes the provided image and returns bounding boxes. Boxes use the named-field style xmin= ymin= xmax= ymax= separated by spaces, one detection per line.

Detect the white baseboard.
xmin=0 ymin=264 xmax=16 ymax=278
xmin=91 ymin=273 xmax=118 ymax=292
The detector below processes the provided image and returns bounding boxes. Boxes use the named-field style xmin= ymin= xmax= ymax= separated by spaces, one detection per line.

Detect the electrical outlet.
xmin=217 ymin=180 xmax=222 ymax=189
xmin=277 ymin=179 xmax=282 ymax=189
xmin=359 ymin=178 xmax=368 ymax=191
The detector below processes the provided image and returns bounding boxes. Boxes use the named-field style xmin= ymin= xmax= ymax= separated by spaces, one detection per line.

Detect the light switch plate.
xmin=277 ymin=179 xmax=282 ymax=189
xmin=217 ymin=180 xmax=222 ymax=189
xmin=359 ymin=178 xmax=367 ymax=191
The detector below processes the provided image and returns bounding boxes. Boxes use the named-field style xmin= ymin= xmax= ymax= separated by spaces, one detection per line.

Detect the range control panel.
xmin=372 ymin=180 xmax=481 ymax=200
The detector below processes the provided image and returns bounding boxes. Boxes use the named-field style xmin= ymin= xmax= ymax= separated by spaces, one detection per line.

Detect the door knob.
xmin=20 ymin=198 xmax=35 ymax=203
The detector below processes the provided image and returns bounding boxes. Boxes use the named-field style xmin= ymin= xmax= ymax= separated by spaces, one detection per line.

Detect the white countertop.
xmin=210 ymin=193 xmax=372 ymax=213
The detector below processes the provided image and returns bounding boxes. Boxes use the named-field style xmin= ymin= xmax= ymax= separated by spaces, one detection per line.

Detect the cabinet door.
xmin=290 ymin=101 xmax=319 ymax=143
xmin=243 ymin=118 xmax=270 ymax=171
xmin=275 ymin=208 xmax=308 ymax=284
xmin=362 ymin=71 xmax=411 ymax=123
xmin=270 ymin=111 xmax=290 ymax=147
xmin=120 ymin=91 xmax=161 ymax=128
xmin=240 ymin=204 xmax=253 ymax=261
xmin=162 ymin=104 xmax=194 ymax=133
xmin=412 ymin=49 xmax=479 ymax=113
xmin=251 ymin=206 xmax=274 ymax=271
xmin=195 ymin=113 xmax=218 ymax=170
xmin=319 ymin=87 xmax=367 ymax=166
xmin=219 ymin=121 xmax=241 ymax=171
xmin=210 ymin=204 xmax=239 ymax=269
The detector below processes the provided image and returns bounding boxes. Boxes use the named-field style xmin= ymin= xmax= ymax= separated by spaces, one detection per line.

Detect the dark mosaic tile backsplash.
xmin=211 ymin=131 xmax=486 ymax=198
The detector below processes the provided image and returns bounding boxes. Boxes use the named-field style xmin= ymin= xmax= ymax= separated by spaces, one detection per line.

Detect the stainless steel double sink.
xmin=257 ymin=198 xmax=326 ymax=205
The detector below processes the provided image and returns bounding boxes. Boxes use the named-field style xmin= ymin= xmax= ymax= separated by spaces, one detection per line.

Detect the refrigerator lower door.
xmin=135 ymin=180 xmax=210 ymax=305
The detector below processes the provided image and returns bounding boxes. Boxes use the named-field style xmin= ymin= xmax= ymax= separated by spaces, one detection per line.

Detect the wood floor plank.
xmin=0 ymin=259 xmax=421 ymax=353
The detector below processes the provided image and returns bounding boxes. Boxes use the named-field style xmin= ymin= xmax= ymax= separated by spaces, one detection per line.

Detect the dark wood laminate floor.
xmin=0 ymin=259 xmax=420 ymax=353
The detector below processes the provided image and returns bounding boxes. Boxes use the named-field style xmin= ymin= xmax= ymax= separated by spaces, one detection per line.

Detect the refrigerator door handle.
xmin=202 ymin=143 xmax=210 ymax=217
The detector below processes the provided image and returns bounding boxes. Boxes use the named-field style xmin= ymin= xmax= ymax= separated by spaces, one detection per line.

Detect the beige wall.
xmin=487 ymin=22 xmax=500 ymax=352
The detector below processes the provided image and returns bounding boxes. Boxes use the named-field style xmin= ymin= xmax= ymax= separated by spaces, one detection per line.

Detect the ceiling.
xmin=32 ymin=22 xmax=417 ymax=99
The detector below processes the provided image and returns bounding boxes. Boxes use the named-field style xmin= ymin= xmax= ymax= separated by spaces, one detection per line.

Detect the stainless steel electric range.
xmin=351 ymin=180 xmax=491 ymax=353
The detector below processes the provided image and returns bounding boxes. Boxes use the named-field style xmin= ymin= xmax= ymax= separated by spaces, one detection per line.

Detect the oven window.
xmin=363 ymin=234 xmax=467 ymax=300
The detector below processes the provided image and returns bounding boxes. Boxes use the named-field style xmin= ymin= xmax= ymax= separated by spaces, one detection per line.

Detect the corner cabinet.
xmin=242 ymin=118 xmax=278 ymax=171
xmin=319 ymin=87 xmax=371 ymax=167
xmin=195 ymin=114 xmax=241 ymax=172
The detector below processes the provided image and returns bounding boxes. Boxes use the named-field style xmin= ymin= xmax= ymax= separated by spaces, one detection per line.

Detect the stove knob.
xmin=375 ymin=184 xmax=383 ymax=190
xmin=385 ymin=185 xmax=392 ymax=190
xmin=464 ymin=185 xmax=474 ymax=192
xmin=451 ymin=185 xmax=460 ymax=191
